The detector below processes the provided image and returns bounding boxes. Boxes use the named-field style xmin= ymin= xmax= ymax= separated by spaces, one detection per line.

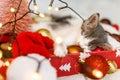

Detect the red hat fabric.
xmin=0 ymin=34 xmax=12 ymax=43
xmin=12 ymin=32 xmax=54 ymax=58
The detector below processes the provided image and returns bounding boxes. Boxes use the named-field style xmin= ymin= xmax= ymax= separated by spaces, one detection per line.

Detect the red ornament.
xmin=82 ymin=54 xmax=109 ymax=79
xmin=93 ymin=47 xmax=104 ymax=52
xmin=112 ymin=24 xmax=119 ymax=31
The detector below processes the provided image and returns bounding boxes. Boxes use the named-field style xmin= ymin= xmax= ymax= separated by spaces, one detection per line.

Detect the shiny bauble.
xmin=0 ymin=43 xmax=12 ymax=51
xmin=0 ymin=74 xmax=4 ymax=80
xmin=107 ymin=60 xmax=118 ymax=74
xmin=67 ymin=45 xmax=83 ymax=54
xmin=93 ymin=47 xmax=104 ymax=52
xmin=36 ymin=28 xmax=51 ymax=38
xmin=0 ymin=50 xmax=3 ymax=59
xmin=82 ymin=54 xmax=109 ymax=79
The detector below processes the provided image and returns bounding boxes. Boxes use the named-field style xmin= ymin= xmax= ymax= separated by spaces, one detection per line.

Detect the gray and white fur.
xmin=78 ymin=13 xmax=112 ymax=51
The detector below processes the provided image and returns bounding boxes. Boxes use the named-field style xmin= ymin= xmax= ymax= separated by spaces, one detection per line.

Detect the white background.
xmin=32 ymin=0 xmax=120 ymax=27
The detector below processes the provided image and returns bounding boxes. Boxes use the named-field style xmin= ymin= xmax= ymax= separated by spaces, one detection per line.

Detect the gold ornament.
xmin=0 ymin=74 xmax=4 ymax=80
xmin=107 ymin=60 xmax=118 ymax=74
xmin=0 ymin=43 xmax=11 ymax=51
xmin=0 ymin=50 xmax=3 ymax=59
xmin=67 ymin=45 xmax=83 ymax=54
xmin=36 ymin=28 xmax=51 ymax=38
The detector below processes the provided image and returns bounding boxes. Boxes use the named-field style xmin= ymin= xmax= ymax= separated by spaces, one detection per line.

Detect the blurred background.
xmin=33 ymin=0 xmax=120 ymax=27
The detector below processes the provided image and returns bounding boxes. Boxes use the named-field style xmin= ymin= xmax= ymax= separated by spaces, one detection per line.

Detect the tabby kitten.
xmin=78 ymin=13 xmax=112 ymax=51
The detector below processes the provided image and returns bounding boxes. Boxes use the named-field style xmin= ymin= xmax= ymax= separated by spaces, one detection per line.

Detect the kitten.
xmin=78 ymin=13 xmax=112 ymax=52
xmin=54 ymin=13 xmax=112 ymax=57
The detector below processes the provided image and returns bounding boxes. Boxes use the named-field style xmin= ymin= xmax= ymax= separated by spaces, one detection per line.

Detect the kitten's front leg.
xmin=54 ymin=43 xmax=68 ymax=57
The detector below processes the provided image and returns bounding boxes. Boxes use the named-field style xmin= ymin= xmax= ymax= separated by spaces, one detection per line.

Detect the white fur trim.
xmin=7 ymin=54 xmax=57 ymax=80
xmin=58 ymin=70 xmax=120 ymax=80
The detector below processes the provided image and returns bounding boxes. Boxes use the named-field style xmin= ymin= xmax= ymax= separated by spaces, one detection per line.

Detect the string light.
xmin=55 ymin=7 xmax=60 ymax=11
xmin=0 ymin=50 xmax=3 ymax=59
xmin=8 ymin=46 xmax=12 ymax=51
xmin=92 ymin=69 xmax=103 ymax=78
xmin=55 ymin=36 xmax=63 ymax=44
xmin=27 ymin=55 xmax=45 ymax=80
xmin=48 ymin=0 xmax=54 ymax=10
xmin=38 ymin=13 xmax=45 ymax=18
xmin=49 ymin=0 xmax=84 ymax=21
xmin=32 ymin=72 xmax=41 ymax=80
xmin=34 ymin=4 xmax=38 ymax=12
xmin=1 ymin=0 xmax=47 ymax=56
xmin=10 ymin=7 xmax=16 ymax=13
xmin=0 ymin=23 xmax=2 ymax=28
xmin=48 ymin=5 xmax=52 ymax=10
xmin=4 ymin=60 xmax=10 ymax=67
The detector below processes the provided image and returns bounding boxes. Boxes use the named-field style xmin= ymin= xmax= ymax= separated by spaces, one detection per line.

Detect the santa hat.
xmin=12 ymin=32 xmax=54 ymax=58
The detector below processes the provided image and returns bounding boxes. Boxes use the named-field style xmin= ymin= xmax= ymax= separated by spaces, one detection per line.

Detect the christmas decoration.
xmin=0 ymin=74 xmax=4 ymax=80
xmin=0 ymin=50 xmax=120 ymax=79
xmin=0 ymin=50 xmax=3 ymax=59
xmin=50 ymin=54 xmax=81 ymax=77
xmin=0 ymin=35 xmax=12 ymax=43
xmin=112 ymin=24 xmax=119 ymax=31
xmin=48 ymin=0 xmax=84 ymax=21
xmin=0 ymin=0 xmax=32 ymax=34
xmin=36 ymin=28 xmax=52 ymax=38
xmin=107 ymin=60 xmax=118 ymax=74
xmin=0 ymin=43 xmax=11 ymax=51
xmin=92 ymin=47 xmax=104 ymax=52
xmin=82 ymin=54 xmax=109 ymax=79
xmin=12 ymin=32 xmax=54 ymax=58
xmin=67 ymin=45 xmax=83 ymax=54
xmin=0 ymin=58 xmax=12 ymax=80
xmin=0 ymin=0 xmax=120 ymax=80
xmin=6 ymin=54 xmax=57 ymax=80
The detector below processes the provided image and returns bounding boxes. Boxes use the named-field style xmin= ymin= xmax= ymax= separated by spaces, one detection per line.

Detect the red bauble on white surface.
xmin=82 ymin=54 xmax=109 ymax=79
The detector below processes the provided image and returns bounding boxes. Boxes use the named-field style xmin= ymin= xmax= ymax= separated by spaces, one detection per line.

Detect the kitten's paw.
xmin=54 ymin=44 xmax=68 ymax=57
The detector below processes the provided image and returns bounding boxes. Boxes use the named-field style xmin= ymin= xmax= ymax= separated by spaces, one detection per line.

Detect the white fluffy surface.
xmin=32 ymin=18 xmax=82 ymax=57
xmin=57 ymin=69 xmax=120 ymax=80
xmin=32 ymin=17 xmax=120 ymax=57
xmin=6 ymin=54 xmax=57 ymax=80
xmin=101 ymin=69 xmax=120 ymax=80
xmin=107 ymin=35 xmax=120 ymax=50
xmin=58 ymin=74 xmax=86 ymax=80
xmin=101 ymin=23 xmax=120 ymax=35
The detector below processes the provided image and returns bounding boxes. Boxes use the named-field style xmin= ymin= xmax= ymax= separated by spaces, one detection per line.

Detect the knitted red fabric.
xmin=12 ymin=32 xmax=54 ymax=58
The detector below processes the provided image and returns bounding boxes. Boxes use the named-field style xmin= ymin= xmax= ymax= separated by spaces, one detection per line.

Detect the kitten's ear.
xmin=88 ymin=13 xmax=99 ymax=28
